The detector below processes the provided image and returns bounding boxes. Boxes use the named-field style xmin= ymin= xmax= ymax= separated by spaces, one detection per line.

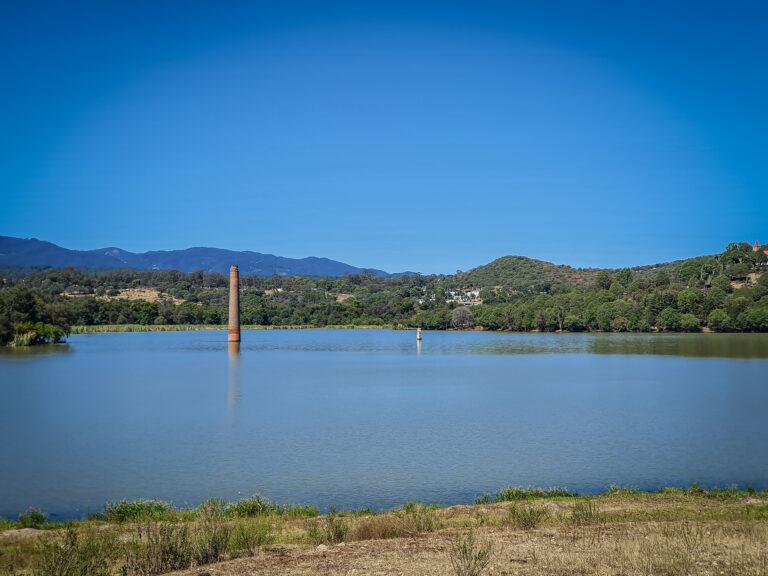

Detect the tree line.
xmin=1 ymin=242 xmax=766 ymax=345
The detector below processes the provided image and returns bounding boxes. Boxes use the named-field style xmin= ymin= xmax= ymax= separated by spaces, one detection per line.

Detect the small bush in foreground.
xmin=38 ymin=527 xmax=116 ymax=576
xmin=193 ymin=500 xmax=231 ymax=565
xmin=637 ymin=523 xmax=706 ymax=576
xmin=19 ymin=507 xmax=47 ymax=528
xmin=570 ymin=499 xmax=602 ymax=526
xmin=229 ymin=520 xmax=274 ymax=557
xmin=123 ymin=522 xmax=193 ymax=575
xmin=307 ymin=513 xmax=348 ymax=545
xmin=0 ymin=517 xmax=16 ymax=530
xmin=352 ymin=503 xmax=440 ymax=541
xmin=399 ymin=502 xmax=440 ymax=534
xmin=503 ymin=504 xmax=549 ymax=530
xmin=353 ymin=515 xmax=406 ymax=541
xmin=101 ymin=500 xmax=175 ymax=523
xmin=449 ymin=531 xmax=493 ymax=576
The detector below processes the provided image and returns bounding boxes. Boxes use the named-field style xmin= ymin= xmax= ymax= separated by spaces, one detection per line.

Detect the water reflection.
xmin=0 ymin=343 xmax=71 ymax=360
xmin=585 ymin=333 xmax=768 ymax=359
xmin=416 ymin=339 xmax=423 ymax=356
xmin=175 ymin=331 xmax=768 ymax=359
xmin=227 ymin=342 xmax=241 ymax=416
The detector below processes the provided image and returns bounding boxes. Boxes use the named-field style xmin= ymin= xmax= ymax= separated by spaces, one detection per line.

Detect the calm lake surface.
xmin=1 ymin=330 xmax=767 ymax=519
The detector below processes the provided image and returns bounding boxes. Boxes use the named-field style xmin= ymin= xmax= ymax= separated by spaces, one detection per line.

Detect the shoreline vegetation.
xmin=68 ymin=323 xmax=768 ymax=335
xmin=69 ymin=323 xmax=398 ymax=334
xmin=2 ymin=485 xmax=767 ymax=575
xmin=2 ymin=241 xmax=767 ymax=346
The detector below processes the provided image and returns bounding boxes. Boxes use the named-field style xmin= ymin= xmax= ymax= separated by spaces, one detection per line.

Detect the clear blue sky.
xmin=2 ymin=1 xmax=766 ymax=274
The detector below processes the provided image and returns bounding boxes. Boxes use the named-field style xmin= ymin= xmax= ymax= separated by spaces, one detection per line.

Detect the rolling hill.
xmin=455 ymin=256 xmax=600 ymax=290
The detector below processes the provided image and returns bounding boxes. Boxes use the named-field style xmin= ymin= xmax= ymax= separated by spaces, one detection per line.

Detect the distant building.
xmin=446 ymin=289 xmax=481 ymax=305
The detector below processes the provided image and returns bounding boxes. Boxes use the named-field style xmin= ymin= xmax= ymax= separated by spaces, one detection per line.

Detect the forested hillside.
xmin=1 ymin=242 xmax=766 ymax=345
xmin=454 ymin=256 xmax=600 ymax=291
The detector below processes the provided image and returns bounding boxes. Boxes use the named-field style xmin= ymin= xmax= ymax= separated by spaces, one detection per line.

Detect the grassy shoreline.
xmin=2 ymin=486 xmax=767 ymax=575
xmin=70 ymin=323 xmax=398 ymax=334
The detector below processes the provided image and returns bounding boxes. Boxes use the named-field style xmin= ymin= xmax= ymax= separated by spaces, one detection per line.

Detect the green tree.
xmin=711 ymin=274 xmax=732 ymax=292
xmin=595 ymin=271 xmax=613 ymax=290
xmin=706 ymin=309 xmax=731 ymax=331
xmin=677 ymin=289 xmax=702 ymax=315
xmin=658 ymin=308 xmax=681 ymax=331
xmin=678 ymin=313 xmax=700 ymax=332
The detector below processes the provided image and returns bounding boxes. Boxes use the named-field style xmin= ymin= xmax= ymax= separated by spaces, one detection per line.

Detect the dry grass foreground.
xmin=1 ymin=490 xmax=767 ymax=575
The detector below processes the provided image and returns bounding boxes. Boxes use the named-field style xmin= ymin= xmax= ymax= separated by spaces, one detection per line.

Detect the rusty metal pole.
xmin=228 ymin=265 xmax=240 ymax=342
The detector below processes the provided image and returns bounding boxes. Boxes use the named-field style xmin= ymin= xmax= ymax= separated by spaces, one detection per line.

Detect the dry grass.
xmin=2 ymin=493 xmax=768 ymax=575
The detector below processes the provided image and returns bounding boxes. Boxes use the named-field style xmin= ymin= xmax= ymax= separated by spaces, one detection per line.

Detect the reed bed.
xmin=70 ymin=324 xmax=395 ymax=334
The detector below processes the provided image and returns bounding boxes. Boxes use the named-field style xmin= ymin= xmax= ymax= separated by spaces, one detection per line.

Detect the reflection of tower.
xmin=228 ymin=341 xmax=241 ymax=414
xmin=228 ymin=265 xmax=241 ymax=342
xmin=416 ymin=328 xmax=423 ymax=355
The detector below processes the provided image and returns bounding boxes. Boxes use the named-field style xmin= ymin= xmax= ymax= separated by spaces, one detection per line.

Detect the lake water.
xmin=1 ymin=329 xmax=767 ymax=520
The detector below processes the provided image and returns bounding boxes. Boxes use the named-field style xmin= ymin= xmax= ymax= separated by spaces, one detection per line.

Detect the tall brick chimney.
xmin=228 ymin=265 xmax=240 ymax=342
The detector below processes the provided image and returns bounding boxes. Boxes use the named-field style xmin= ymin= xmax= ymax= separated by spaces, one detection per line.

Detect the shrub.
xmin=0 ymin=517 xmax=15 ymax=531
xmin=38 ymin=527 xmax=117 ymax=576
xmin=102 ymin=500 xmax=174 ymax=523
xmin=353 ymin=515 xmax=405 ymax=541
xmin=194 ymin=499 xmax=231 ymax=565
xmin=11 ymin=322 xmax=66 ymax=346
xmin=492 ymin=486 xmax=575 ymax=502
xmin=226 ymin=494 xmax=318 ymax=518
xmin=399 ymin=502 xmax=439 ymax=534
xmin=19 ymin=507 xmax=47 ymax=528
xmin=225 ymin=494 xmax=277 ymax=517
xmin=123 ymin=522 xmax=193 ymax=575
xmin=229 ymin=520 xmax=274 ymax=557
xmin=570 ymin=499 xmax=602 ymax=526
xmin=605 ymin=485 xmax=642 ymax=496
xmin=610 ymin=316 xmax=629 ymax=332
xmin=449 ymin=531 xmax=493 ymax=576
xmin=451 ymin=306 xmax=476 ymax=329
xmin=658 ymin=307 xmax=682 ymax=331
xmin=352 ymin=503 xmax=440 ymax=541
xmin=679 ymin=313 xmax=701 ymax=332
xmin=306 ymin=513 xmax=348 ymax=545
xmin=503 ymin=504 xmax=549 ymax=530
xmin=707 ymin=308 xmax=731 ymax=331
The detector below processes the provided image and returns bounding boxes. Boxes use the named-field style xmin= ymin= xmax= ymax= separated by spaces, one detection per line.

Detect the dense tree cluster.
xmin=1 ymin=242 xmax=766 ymax=345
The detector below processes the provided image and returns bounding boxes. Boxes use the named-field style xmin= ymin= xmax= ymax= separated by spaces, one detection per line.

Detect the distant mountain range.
xmin=0 ymin=236 xmax=401 ymax=277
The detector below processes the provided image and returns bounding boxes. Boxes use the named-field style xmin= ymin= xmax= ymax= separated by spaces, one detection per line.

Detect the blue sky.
xmin=2 ymin=1 xmax=766 ymax=274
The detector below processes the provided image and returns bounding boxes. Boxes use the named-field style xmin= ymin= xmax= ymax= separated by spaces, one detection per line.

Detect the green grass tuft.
xmin=98 ymin=500 xmax=175 ymax=523
xmin=490 ymin=486 xmax=576 ymax=502
xmin=503 ymin=504 xmax=549 ymax=530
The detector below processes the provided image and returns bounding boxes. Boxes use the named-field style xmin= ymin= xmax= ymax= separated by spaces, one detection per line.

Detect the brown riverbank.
xmin=2 ymin=489 xmax=767 ymax=575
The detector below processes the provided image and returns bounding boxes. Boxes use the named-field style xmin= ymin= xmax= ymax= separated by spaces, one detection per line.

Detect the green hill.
xmin=454 ymin=256 xmax=600 ymax=291
xmin=453 ymin=246 xmax=757 ymax=292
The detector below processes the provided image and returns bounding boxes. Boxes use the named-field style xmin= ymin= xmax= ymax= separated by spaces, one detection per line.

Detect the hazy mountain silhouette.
xmin=0 ymin=236 xmax=402 ymax=277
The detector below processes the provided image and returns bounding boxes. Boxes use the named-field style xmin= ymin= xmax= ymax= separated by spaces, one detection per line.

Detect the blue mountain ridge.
xmin=0 ymin=236 xmax=412 ymax=277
